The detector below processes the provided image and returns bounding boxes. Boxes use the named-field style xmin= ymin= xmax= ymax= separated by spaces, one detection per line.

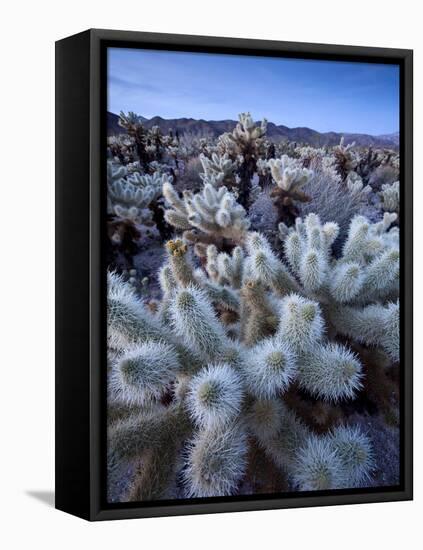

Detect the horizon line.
xmin=108 ymin=110 xmax=399 ymax=138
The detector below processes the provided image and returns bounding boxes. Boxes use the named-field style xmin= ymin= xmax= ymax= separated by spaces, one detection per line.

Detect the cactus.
xmin=380 ymin=181 xmax=400 ymax=215
xmin=128 ymin=171 xmax=173 ymax=239
xmin=110 ymin=342 xmax=181 ymax=406
xmin=345 ymin=172 xmax=372 ymax=198
xmin=108 ymin=134 xmax=137 ymax=165
xmin=329 ymin=425 xmax=374 ymax=486
xmin=107 ymin=110 xmax=400 ymax=502
xmin=355 ymin=146 xmax=383 ymax=186
xmin=183 ymin=423 xmax=248 ymax=497
xmin=293 ymin=435 xmax=347 ymax=490
xmin=218 ymin=112 xmax=267 ymax=209
xmin=333 ymin=137 xmax=357 ymax=181
xmin=186 ymin=363 xmax=244 ymax=429
xmin=106 ymin=212 xmax=390 ymax=500
xmin=118 ymin=111 xmax=150 ymax=169
xmin=163 ymin=180 xmax=250 ymax=258
xmin=107 ymin=160 xmax=175 ymax=252
xmin=268 ymin=156 xmax=313 ymax=225
xmin=106 ymin=166 xmax=152 ymax=270
xmin=147 ymin=125 xmax=165 ymax=162
xmin=278 ymin=212 xmax=399 ymax=360
xmin=107 ymin=177 xmax=156 ymax=225
xmin=199 ymin=152 xmax=238 ymax=189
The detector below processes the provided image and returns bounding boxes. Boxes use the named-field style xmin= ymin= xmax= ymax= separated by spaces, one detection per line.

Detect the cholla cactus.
xmin=220 ymin=113 xmax=267 ymax=157
xmin=329 ymin=425 xmax=374 ymax=486
xmin=163 ymin=180 xmax=250 ymax=257
xmin=107 ymin=158 xmax=176 ymax=242
xmin=107 ymin=212 xmax=383 ymax=500
xmin=106 ymin=159 xmax=172 ymax=253
xmin=294 ymin=145 xmax=326 ymax=168
xmin=199 ymin=153 xmax=238 ymax=189
xmin=108 ymin=178 xmax=155 ymax=225
xmin=108 ymin=134 xmax=137 ymax=165
xmin=125 ymin=171 xmax=173 ymax=239
xmin=205 ymin=244 xmax=244 ymax=288
xmin=355 ymin=146 xmax=384 ymax=186
xmin=278 ymin=212 xmax=399 ymax=361
xmin=146 ymin=125 xmax=165 ymax=161
xmin=106 ymin=173 xmax=154 ymax=269
xmin=126 ymin=171 xmax=167 ymax=199
xmin=107 ymin=161 xmax=128 ymax=183
xmin=186 ymin=363 xmax=244 ymax=429
xmin=256 ymin=158 xmax=272 ymax=187
xmin=218 ymin=112 xmax=267 ymax=209
xmin=268 ymin=156 xmax=313 ymax=192
xmin=107 ymin=113 xmax=399 ymax=501
xmin=380 ymin=181 xmax=400 ymax=214
xmin=268 ymin=156 xmax=313 ymax=225
xmin=176 ymin=130 xmax=215 ymax=159
xmin=118 ymin=111 xmax=150 ymax=169
xmin=183 ymin=423 xmax=248 ymax=497
xmin=292 ymin=435 xmax=347 ymax=490
xmin=345 ymin=172 xmax=372 ymax=198
xmin=333 ymin=137 xmax=357 ymax=180
xmin=116 ymin=112 xmax=186 ymax=173
xmin=107 ymin=161 xmax=170 ymax=236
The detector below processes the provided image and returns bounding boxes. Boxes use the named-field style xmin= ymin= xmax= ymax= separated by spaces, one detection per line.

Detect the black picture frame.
xmin=55 ymin=28 xmax=413 ymax=521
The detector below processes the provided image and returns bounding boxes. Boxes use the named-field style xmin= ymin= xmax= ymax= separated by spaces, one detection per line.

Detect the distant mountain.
xmin=107 ymin=111 xmax=398 ymax=149
xmin=376 ymin=132 xmax=399 ymax=146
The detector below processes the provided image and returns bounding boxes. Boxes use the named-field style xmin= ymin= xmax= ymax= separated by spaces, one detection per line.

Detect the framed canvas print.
xmin=55 ymin=29 xmax=413 ymax=521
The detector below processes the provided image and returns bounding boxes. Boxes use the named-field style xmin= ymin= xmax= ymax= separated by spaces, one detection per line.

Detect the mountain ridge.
xmin=107 ymin=111 xmax=399 ymax=149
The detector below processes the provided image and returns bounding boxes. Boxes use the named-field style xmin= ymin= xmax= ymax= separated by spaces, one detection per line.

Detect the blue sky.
xmin=108 ymin=47 xmax=399 ymax=135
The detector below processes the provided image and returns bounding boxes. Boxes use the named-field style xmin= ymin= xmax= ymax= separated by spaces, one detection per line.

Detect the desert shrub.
xmin=380 ymin=181 xmax=400 ymax=215
xmin=180 ymin=157 xmax=204 ymax=191
xmin=300 ymin=162 xmax=374 ymax=244
xmin=369 ymin=164 xmax=400 ymax=190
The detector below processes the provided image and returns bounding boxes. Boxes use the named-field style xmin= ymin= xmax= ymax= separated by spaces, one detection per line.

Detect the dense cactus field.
xmin=106 ymin=111 xmax=400 ymax=502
